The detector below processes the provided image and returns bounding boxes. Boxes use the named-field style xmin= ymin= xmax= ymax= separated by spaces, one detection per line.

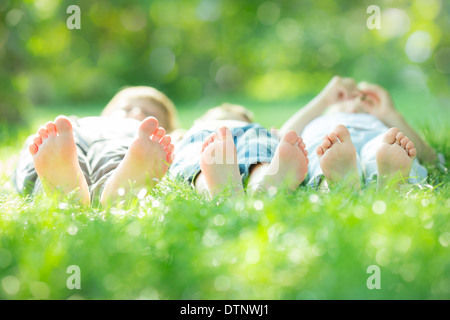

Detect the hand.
xmin=320 ymin=76 xmax=360 ymax=106
xmin=357 ymin=82 xmax=398 ymax=121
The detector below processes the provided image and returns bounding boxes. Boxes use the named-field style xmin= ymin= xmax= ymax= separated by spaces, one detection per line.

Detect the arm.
xmin=358 ymin=82 xmax=437 ymax=164
xmin=279 ymin=93 xmax=329 ymax=136
xmin=279 ymin=76 xmax=360 ymax=136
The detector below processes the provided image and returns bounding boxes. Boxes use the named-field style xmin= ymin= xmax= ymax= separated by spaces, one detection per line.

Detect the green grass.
xmin=0 ymin=175 xmax=449 ymax=299
xmin=0 ymin=95 xmax=449 ymax=300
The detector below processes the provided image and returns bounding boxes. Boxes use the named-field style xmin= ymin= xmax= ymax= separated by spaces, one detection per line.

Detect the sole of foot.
xmin=376 ymin=127 xmax=416 ymax=188
xmin=29 ymin=115 xmax=90 ymax=205
xmin=199 ymin=127 xmax=243 ymax=198
xmin=255 ymin=130 xmax=309 ymax=194
xmin=316 ymin=124 xmax=360 ymax=189
xmin=100 ymin=116 xmax=174 ymax=206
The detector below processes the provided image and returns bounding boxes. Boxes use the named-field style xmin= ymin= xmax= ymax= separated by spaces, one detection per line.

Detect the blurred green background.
xmin=0 ymin=0 xmax=449 ymax=128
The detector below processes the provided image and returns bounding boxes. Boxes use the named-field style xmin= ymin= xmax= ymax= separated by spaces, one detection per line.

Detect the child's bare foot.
xmin=100 ymin=117 xmax=174 ymax=205
xmin=199 ymin=127 xmax=243 ymax=197
xmin=252 ymin=131 xmax=308 ymax=194
xmin=376 ymin=127 xmax=416 ymax=188
xmin=316 ymin=124 xmax=360 ymax=189
xmin=29 ymin=116 xmax=90 ymax=205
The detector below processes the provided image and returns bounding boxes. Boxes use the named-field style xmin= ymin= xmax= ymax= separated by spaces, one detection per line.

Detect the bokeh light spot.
xmin=257 ymin=2 xmax=280 ymax=25
xmin=438 ymin=232 xmax=450 ymax=247
xmin=378 ymin=9 xmax=410 ymax=39
xmin=2 ymin=276 xmax=20 ymax=295
xmin=214 ymin=275 xmax=231 ymax=291
xmin=245 ymin=248 xmax=260 ymax=264
xmin=196 ymin=0 xmax=222 ymax=22
xmin=372 ymin=200 xmax=386 ymax=215
xmin=405 ymin=31 xmax=433 ymax=63
xmin=149 ymin=47 xmax=176 ymax=75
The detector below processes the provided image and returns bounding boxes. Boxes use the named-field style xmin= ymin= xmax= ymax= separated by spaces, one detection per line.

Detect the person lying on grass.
xmin=168 ymin=103 xmax=309 ymax=198
xmin=13 ymin=86 xmax=178 ymax=207
xmin=279 ymin=76 xmax=437 ymax=189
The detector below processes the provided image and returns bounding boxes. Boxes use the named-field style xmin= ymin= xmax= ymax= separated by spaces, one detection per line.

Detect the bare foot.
xmin=251 ymin=131 xmax=309 ymax=194
xmin=376 ymin=127 xmax=416 ymax=188
xmin=28 ymin=116 xmax=90 ymax=205
xmin=199 ymin=127 xmax=243 ymax=197
xmin=100 ymin=117 xmax=174 ymax=205
xmin=316 ymin=124 xmax=360 ymax=189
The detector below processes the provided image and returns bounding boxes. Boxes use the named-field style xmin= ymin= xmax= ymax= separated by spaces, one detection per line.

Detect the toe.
xmin=45 ymin=122 xmax=57 ymax=137
xmin=138 ymin=117 xmax=159 ymax=137
xmin=316 ymin=145 xmax=324 ymax=157
xmin=202 ymin=135 xmax=214 ymax=151
xmin=282 ymin=131 xmax=299 ymax=145
xmin=328 ymin=131 xmax=338 ymax=144
xmin=210 ymin=133 xmax=218 ymax=142
xmin=165 ymin=144 xmax=174 ymax=154
xmin=406 ymin=140 xmax=415 ymax=151
xmin=383 ymin=127 xmax=400 ymax=144
xmin=54 ymin=116 xmax=73 ymax=134
xmin=217 ymin=127 xmax=231 ymax=140
xmin=206 ymin=135 xmax=214 ymax=145
xmin=299 ymin=142 xmax=306 ymax=149
xmin=38 ymin=127 xmax=49 ymax=139
xmin=334 ymin=125 xmax=352 ymax=142
xmin=33 ymin=135 xmax=43 ymax=146
xmin=166 ymin=152 xmax=175 ymax=164
xmin=400 ymin=136 xmax=409 ymax=149
xmin=408 ymin=147 xmax=417 ymax=158
xmin=160 ymin=135 xmax=172 ymax=148
xmin=202 ymin=140 xmax=210 ymax=152
xmin=396 ymin=131 xmax=405 ymax=145
xmin=28 ymin=143 xmax=38 ymax=156
xmin=152 ymin=127 xmax=166 ymax=142
xmin=323 ymin=135 xmax=332 ymax=146
xmin=303 ymin=148 xmax=308 ymax=157
xmin=321 ymin=139 xmax=331 ymax=150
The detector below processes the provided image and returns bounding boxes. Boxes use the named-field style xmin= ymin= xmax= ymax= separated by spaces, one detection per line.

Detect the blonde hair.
xmin=101 ymin=86 xmax=179 ymax=132
xmin=196 ymin=103 xmax=254 ymax=123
